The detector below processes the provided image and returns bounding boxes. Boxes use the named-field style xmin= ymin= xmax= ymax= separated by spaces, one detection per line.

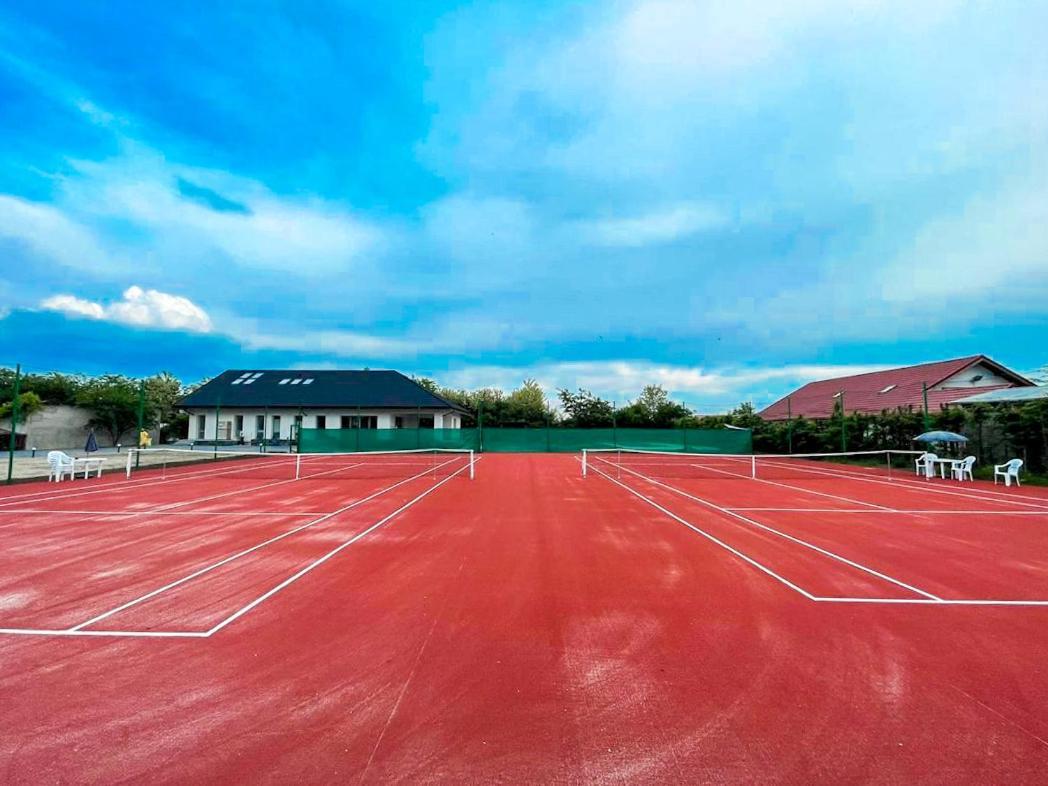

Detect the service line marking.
xmin=67 ymin=457 xmax=462 ymax=632
xmin=593 ymin=457 xmax=940 ymax=601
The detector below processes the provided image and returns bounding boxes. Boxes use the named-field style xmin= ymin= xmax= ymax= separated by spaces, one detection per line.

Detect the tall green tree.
xmin=76 ymin=376 xmax=158 ymax=444
xmin=558 ymin=388 xmax=614 ymax=427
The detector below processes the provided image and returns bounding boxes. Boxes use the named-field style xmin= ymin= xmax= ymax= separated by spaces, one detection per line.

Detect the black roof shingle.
xmin=179 ymin=370 xmax=467 ymax=412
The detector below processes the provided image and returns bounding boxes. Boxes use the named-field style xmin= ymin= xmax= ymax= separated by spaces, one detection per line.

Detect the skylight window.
xmin=243 ymin=379 xmax=256 ymax=385
xmin=251 ymin=372 xmax=263 ymax=379
xmin=232 ymin=379 xmax=242 ymax=385
xmin=879 ymin=384 xmax=896 ymax=394
xmin=279 ymin=379 xmax=290 ymax=385
xmin=303 ymin=378 xmax=314 ymax=385
xmin=291 ymin=379 xmax=301 ymax=385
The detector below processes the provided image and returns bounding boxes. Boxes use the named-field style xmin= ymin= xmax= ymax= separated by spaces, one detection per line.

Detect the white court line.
xmin=204 ymin=460 xmax=474 ymax=636
xmin=67 ymin=456 xmax=462 ymax=632
xmin=0 ymin=461 xmax=366 ymax=534
xmin=811 ymin=597 xmax=1048 ymax=607
xmin=0 ymin=509 xmax=328 ymax=517
xmin=759 ymin=460 xmax=1048 ymax=510
xmin=0 ymin=453 xmax=302 ymax=509
xmin=0 ymin=627 xmax=209 ymax=637
xmin=686 ymin=460 xmax=898 ymax=512
xmin=726 ymin=507 xmax=1048 ymax=515
xmin=592 ymin=456 xmax=941 ymax=601
xmin=588 ymin=464 xmax=817 ymax=600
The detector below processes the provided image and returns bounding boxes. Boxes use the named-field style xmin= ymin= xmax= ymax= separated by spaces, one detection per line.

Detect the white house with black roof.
xmin=179 ymin=370 xmax=469 ymax=444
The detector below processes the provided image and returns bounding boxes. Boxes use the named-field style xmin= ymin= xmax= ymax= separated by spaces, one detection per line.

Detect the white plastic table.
xmin=927 ymin=457 xmax=962 ymax=480
xmin=73 ymin=457 xmax=106 ymax=479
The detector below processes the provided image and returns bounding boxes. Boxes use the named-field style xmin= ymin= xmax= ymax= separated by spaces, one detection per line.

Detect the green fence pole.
xmin=5 ymin=364 xmax=21 ymax=485
xmin=135 ymin=380 xmax=145 ymax=468
xmin=417 ymin=405 xmax=421 ymax=449
xmin=787 ymin=396 xmax=793 ymax=454
xmin=356 ymin=405 xmax=362 ymax=452
xmin=262 ymin=405 xmax=269 ymax=452
xmin=612 ymin=401 xmax=618 ymax=449
xmin=478 ymin=401 xmax=484 ymax=453
xmin=214 ymin=401 xmax=221 ymax=458
xmin=922 ymin=382 xmax=930 ymax=431
xmin=839 ymin=391 xmax=847 ymax=453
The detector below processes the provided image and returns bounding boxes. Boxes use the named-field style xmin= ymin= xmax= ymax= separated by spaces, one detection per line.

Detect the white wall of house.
xmin=185 ymin=408 xmax=464 ymax=441
xmin=936 ymin=362 xmax=1016 ymax=390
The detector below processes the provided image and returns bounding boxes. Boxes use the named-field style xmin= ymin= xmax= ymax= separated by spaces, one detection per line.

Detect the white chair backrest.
xmin=926 ymin=453 xmax=938 ymax=462
xmin=1007 ymin=458 xmax=1023 ymax=473
xmin=962 ymin=455 xmax=976 ymax=469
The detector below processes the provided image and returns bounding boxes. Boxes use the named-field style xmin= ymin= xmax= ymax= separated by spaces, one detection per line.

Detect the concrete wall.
xmin=0 ymin=405 xmax=160 ymax=450
xmin=184 ymin=408 xmax=463 ymax=442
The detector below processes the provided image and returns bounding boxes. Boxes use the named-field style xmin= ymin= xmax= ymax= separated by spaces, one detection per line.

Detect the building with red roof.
xmin=758 ymin=355 xmax=1034 ymax=421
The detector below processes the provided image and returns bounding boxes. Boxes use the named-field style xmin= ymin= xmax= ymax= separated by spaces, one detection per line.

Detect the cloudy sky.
xmin=1 ymin=0 xmax=1046 ymax=411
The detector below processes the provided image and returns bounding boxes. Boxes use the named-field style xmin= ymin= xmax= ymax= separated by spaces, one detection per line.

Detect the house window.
xmin=234 ymin=415 xmax=244 ymax=440
xmin=196 ymin=415 xmax=206 ymax=439
xmin=255 ymin=415 xmax=265 ymax=441
xmin=271 ymin=415 xmax=282 ymax=439
xmin=394 ymin=416 xmax=404 ymax=428
xmin=316 ymin=415 xmax=326 ymax=429
xmin=360 ymin=416 xmax=377 ymax=429
xmin=419 ymin=415 xmax=434 ymax=429
xmin=971 ymin=374 xmax=984 ymax=382
xmin=340 ymin=415 xmax=352 ymax=429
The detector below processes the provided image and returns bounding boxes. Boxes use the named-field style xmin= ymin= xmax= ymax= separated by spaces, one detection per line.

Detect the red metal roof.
xmin=758 ymin=355 xmax=1031 ymax=421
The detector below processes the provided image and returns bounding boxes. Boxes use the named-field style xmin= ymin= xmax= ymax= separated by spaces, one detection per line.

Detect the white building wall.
xmin=186 ymin=408 xmax=464 ymax=441
xmin=937 ymin=362 xmax=1015 ymax=390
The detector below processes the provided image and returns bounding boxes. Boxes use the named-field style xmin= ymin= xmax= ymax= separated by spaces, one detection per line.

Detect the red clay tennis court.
xmin=2 ymin=448 xmax=1048 ymax=782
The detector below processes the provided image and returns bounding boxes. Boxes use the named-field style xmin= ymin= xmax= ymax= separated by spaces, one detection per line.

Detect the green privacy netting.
xmin=298 ymin=427 xmax=752 ymax=454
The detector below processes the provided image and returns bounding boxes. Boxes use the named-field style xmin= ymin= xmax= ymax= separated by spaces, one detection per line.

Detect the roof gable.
xmin=758 ymin=355 xmax=1033 ymax=420
xmin=180 ymin=370 xmax=466 ymax=412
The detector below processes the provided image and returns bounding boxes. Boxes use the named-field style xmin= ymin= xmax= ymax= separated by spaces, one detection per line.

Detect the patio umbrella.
xmin=84 ymin=430 xmax=99 ymax=453
xmin=914 ymin=430 xmax=968 ymax=443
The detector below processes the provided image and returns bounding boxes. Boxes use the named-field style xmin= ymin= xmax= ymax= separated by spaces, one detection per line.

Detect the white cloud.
xmin=574 ymin=202 xmax=728 ymax=247
xmin=41 ymin=286 xmax=212 ymax=333
xmin=61 ymin=147 xmax=384 ymax=274
xmin=0 ymin=195 xmax=114 ymax=271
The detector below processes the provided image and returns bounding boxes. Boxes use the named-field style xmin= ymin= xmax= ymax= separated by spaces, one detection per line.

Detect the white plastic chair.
xmin=915 ymin=452 xmax=937 ymax=478
xmin=951 ymin=455 xmax=976 ymax=482
xmin=994 ymin=459 xmax=1024 ymax=487
xmin=47 ymin=451 xmax=75 ymax=483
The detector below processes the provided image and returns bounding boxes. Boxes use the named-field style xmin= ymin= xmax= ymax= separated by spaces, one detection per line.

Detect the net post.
xmin=136 ymin=380 xmax=145 ymax=469
xmin=582 ymin=449 xmax=588 ymax=477
xmin=886 ymin=450 xmax=893 ymax=479
xmin=469 ymin=450 xmax=475 ymax=480
xmin=5 ymin=363 xmax=20 ymax=485
xmin=295 ymin=453 xmax=301 ymax=480
xmin=126 ymin=448 xmax=133 ymax=479
xmin=751 ymin=454 xmax=757 ymax=479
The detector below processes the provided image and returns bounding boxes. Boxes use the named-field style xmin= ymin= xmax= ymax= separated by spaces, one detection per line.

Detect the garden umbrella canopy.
xmin=914 ymin=430 xmax=969 ymax=443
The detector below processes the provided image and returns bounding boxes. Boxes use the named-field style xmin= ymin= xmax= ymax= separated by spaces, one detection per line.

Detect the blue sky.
xmin=1 ymin=0 xmax=1046 ymax=411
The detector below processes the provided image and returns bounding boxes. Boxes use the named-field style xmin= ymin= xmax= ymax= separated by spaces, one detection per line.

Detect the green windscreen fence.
xmin=299 ymin=427 xmax=751 ymax=455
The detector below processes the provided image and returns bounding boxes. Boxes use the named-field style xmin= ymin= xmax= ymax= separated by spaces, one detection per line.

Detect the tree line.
xmin=2 ymin=368 xmax=1045 ymax=475
xmin=0 ymin=369 xmax=198 ymax=445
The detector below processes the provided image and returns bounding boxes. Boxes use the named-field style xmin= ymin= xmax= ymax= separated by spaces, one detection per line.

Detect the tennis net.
xmin=582 ymin=448 xmax=922 ymax=481
xmin=126 ymin=448 xmax=475 ymax=482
